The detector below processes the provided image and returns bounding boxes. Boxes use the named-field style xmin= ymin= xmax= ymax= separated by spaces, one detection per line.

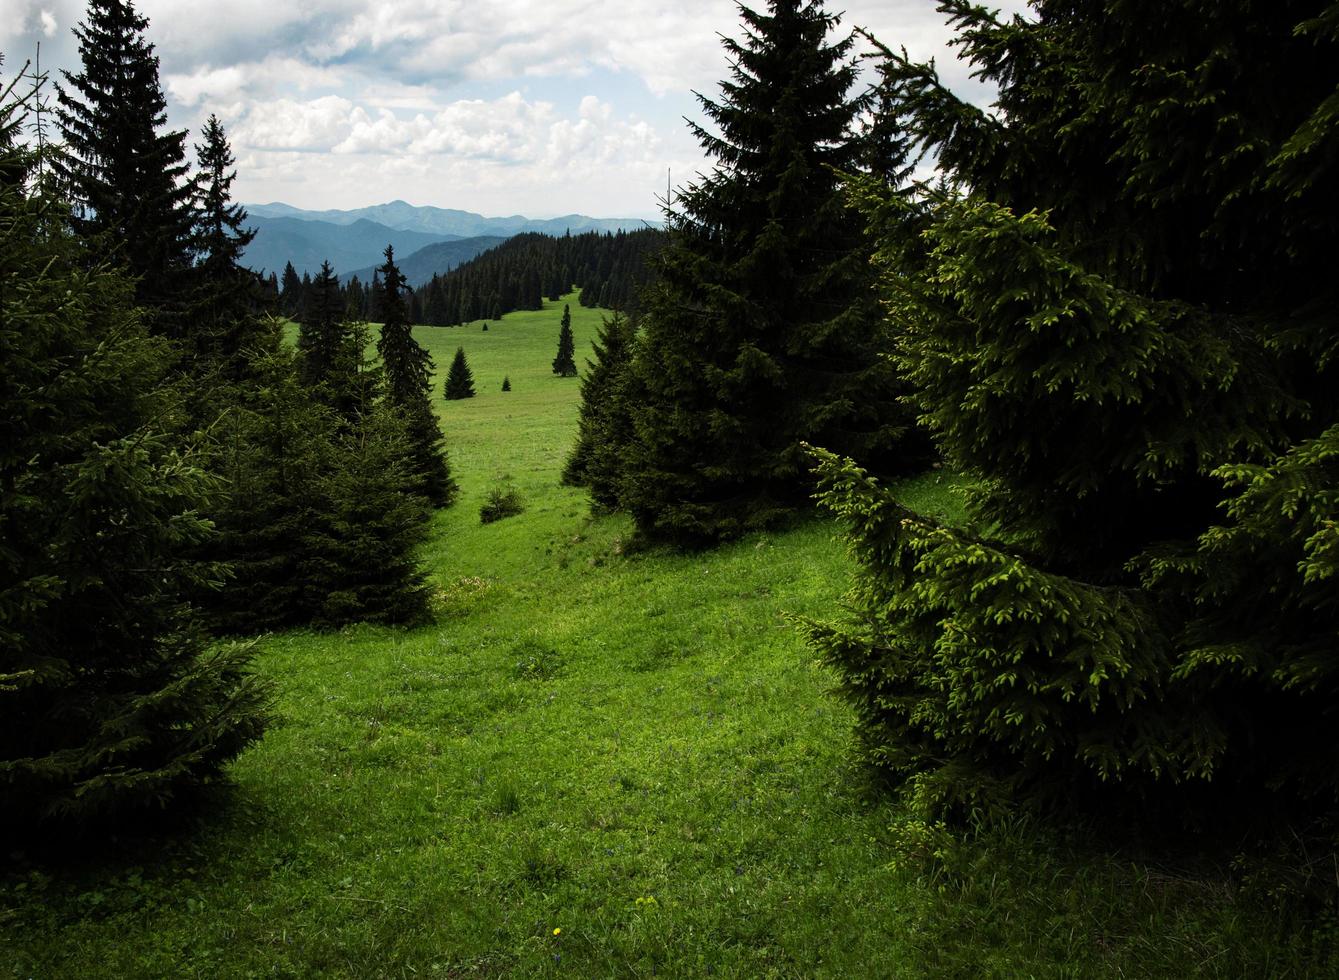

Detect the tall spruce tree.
xmin=55 ymin=0 xmax=196 ymax=334
xmin=376 ymin=246 xmax=455 ymax=506
xmin=444 ymin=347 xmax=476 ymax=400
xmin=563 ymin=311 xmax=638 ymax=510
xmin=0 ymin=86 xmax=270 ymax=831
xmin=279 ymin=261 xmax=303 ymax=317
xmin=802 ymin=0 xmax=1339 ymax=817
xmin=621 ymin=0 xmax=921 ymax=546
xmin=552 ymin=303 xmax=577 ymax=376
xmin=296 ymin=261 xmax=345 ymax=389
xmin=192 ymin=113 xmax=263 ymax=375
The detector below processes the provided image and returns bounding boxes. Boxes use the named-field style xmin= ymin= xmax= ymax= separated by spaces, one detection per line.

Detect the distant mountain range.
xmin=240 ymin=216 xmax=455 ymax=278
xmin=241 ymin=200 xmax=658 ymax=279
xmin=339 ymin=237 xmax=509 ymax=289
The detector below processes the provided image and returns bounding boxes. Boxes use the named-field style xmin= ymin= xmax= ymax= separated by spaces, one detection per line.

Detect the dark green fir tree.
xmin=0 ymin=89 xmax=270 ymax=831
xmin=802 ymin=0 xmax=1339 ymax=818
xmin=192 ymin=113 xmax=264 ymax=375
xmin=296 ymin=260 xmax=345 ymax=390
xmin=444 ymin=346 xmax=476 ymax=400
xmin=501 ymin=375 xmax=512 ymax=392
xmin=622 ymin=0 xmax=921 ymax=547
xmin=376 ymin=245 xmax=455 ymax=506
xmin=55 ymin=0 xmax=197 ymax=334
xmin=552 ymin=303 xmax=578 ymax=376
xmin=563 ymin=311 xmax=638 ymax=510
xmin=279 ymin=260 xmax=303 ymax=318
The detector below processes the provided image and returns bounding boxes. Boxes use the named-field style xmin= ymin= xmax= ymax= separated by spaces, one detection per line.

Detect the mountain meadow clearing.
xmin=3 ymin=296 xmax=1330 ymax=978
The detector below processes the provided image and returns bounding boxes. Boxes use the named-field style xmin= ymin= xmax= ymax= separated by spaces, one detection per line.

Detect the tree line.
xmin=564 ymin=0 xmax=1339 ymax=827
xmin=267 ymin=227 xmax=660 ymax=328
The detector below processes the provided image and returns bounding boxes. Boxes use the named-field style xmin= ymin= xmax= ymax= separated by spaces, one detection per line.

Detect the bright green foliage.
xmin=552 ymin=303 xmax=577 ymax=376
xmin=806 ymin=0 xmax=1339 ymax=813
xmin=377 ymin=245 xmax=456 ymax=507
xmin=444 ymin=346 xmax=476 ymax=400
xmin=55 ymin=0 xmax=196 ymax=333
xmin=563 ymin=311 xmax=638 ymax=510
xmin=0 ymin=89 xmax=270 ymax=830
xmin=621 ymin=0 xmax=923 ymax=547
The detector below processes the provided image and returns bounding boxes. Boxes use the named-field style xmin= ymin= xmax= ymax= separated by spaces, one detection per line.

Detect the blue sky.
xmin=1 ymin=0 xmax=1032 ymax=219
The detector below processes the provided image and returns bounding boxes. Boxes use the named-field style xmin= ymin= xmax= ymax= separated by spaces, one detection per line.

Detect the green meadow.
xmin=2 ymin=296 xmax=1328 ymax=977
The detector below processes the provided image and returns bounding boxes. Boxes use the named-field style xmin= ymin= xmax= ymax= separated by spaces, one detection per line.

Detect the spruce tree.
xmin=502 ymin=376 xmax=512 ymax=392
xmin=444 ymin=347 xmax=476 ymax=400
xmin=563 ymin=311 xmax=638 ymax=510
xmin=296 ymin=260 xmax=345 ymax=391
xmin=306 ymin=406 xmax=433 ymax=627
xmin=552 ymin=303 xmax=578 ymax=377
xmin=192 ymin=113 xmax=263 ymax=375
xmin=622 ymin=0 xmax=921 ymax=546
xmin=802 ymin=0 xmax=1339 ymax=816
xmin=0 ymin=90 xmax=270 ymax=830
xmin=279 ymin=261 xmax=303 ymax=318
xmin=376 ymin=246 xmax=455 ymax=506
xmin=55 ymin=0 xmax=196 ymax=334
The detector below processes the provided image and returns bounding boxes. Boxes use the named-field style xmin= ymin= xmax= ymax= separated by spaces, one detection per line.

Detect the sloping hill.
xmin=240 ymin=216 xmax=457 ymax=277
xmin=339 ymin=236 xmax=509 ymax=288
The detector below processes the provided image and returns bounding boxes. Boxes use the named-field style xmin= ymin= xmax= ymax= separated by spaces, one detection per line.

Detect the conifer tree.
xmin=444 ymin=347 xmax=476 ymax=400
xmin=305 ymin=405 xmax=434 ymax=627
xmin=803 ymin=0 xmax=1339 ymax=816
xmin=552 ymin=303 xmax=578 ymax=377
xmin=622 ymin=0 xmax=920 ymax=546
xmin=279 ymin=261 xmax=303 ymax=317
xmin=564 ymin=311 xmax=638 ymax=510
xmin=192 ymin=113 xmax=263 ymax=374
xmin=502 ymin=376 xmax=511 ymax=392
xmin=55 ymin=0 xmax=196 ymax=333
xmin=376 ymin=246 xmax=455 ymax=506
xmin=296 ymin=260 xmax=345 ymax=390
xmin=0 ymin=88 xmax=270 ymax=830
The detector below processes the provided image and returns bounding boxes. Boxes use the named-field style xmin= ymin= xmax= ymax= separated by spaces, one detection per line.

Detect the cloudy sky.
xmin=1 ymin=0 xmax=1031 ymax=219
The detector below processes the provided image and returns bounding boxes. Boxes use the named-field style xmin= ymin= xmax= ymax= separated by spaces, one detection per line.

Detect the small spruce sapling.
xmin=444 ymin=346 xmax=476 ymax=399
xmin=552 ymin=303 xmax=577 ymax=377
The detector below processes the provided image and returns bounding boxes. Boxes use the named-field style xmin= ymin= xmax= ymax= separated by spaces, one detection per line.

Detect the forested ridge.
xmin=4 ymin=0 xmax=1339 ymax=974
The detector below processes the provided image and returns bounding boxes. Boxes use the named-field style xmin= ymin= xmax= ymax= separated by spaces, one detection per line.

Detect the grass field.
xmin=3 ymin=295 xmax=1331 ymax=977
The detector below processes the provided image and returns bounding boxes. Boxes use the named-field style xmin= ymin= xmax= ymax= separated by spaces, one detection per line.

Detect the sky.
xmin=1 ymin=0 xmax=1032 ymax=220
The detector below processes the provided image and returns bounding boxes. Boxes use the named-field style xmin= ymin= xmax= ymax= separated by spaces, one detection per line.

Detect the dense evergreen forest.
xmin=270 ymin=227 xmax=661 ymax=326
xmin=4 ymin=0 xmax=1339 ymax=972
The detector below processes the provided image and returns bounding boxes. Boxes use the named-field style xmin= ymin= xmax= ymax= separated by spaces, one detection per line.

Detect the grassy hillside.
xmin=2 ymin=296 xmax=1327 ymax=978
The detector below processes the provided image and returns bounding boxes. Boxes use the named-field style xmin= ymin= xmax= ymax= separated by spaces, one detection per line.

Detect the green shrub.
xmin=480 ymin=486 xmax=525 ymax=524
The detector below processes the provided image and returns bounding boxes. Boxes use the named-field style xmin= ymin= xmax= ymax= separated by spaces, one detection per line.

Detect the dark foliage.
xmin=552 ymin=304 xmax=578 ymax=376
xmin=376 ymin=246 xmax=456 ymax=506
xmin=619 ymin=0 xmax=925 ymax=547
xmin=191 ymin=114 xmax=267 ymax=376
xmin=803 ymin=0 xmax=1339 ymax=817
xmin=444 ymin=346 xmax=476 ymax=400
xmin=563 ymin=311 xmax=638 ymax=510
xmin=54 ymin=0 xmax=196 ymax=334
xmin=0 ymin=86 xmax=270 ymax=831
xmin=415 ymin=228 xmax=662 ymax=325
